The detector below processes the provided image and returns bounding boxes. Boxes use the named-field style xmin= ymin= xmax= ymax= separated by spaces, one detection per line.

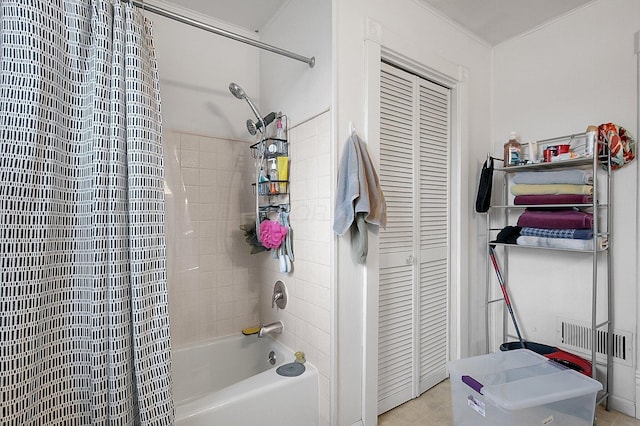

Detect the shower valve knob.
xmin=272 ymin=280 xmax=287 ymax=309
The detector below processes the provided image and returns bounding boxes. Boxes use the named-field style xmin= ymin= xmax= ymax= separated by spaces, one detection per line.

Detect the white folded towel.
xmin=516 ymin=235 xmax=608 ymax=251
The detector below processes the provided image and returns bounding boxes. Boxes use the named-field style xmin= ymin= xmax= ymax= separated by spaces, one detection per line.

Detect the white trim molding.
xmin=635 ymin=369 xmax=640 ymax=419
xmin=635 ymin=29 xmax=640 ymax=421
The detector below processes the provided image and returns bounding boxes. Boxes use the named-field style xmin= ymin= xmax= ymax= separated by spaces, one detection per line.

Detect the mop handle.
xmin=489 ymin=252 xmax=511 ymax=305
xmin=489 ymin=245 xmax=526 ymax=348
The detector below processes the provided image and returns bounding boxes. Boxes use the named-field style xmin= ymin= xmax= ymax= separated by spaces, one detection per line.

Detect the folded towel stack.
xmin=500 ymin=169 xmax=602 ymax=251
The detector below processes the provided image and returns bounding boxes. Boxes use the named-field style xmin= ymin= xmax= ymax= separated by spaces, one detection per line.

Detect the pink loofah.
xmin=259 ymin=220 xmax=288 ymax=249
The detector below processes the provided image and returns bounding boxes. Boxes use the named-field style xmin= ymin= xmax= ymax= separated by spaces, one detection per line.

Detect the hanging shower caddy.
xmin=249 ymin=114 xmax=293 ymax=273
xmin=250 ymin=114 xmax=290 ymax=221
xmin=228 ymin=83 xmax=293 ymax=268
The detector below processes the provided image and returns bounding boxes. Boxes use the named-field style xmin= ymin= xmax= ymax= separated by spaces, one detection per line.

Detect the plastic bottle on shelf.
xmin=275 ymin=117 xmax=285 ymax=153
xmin=585 ymin=125 xmax=597 ymax=157
xmin=276 ymin=117 xmax=285 ymax=140
xmin=258 ymin=166 xmax=269 ymax=195
xmin=269 ymin=158 xmax=279 ymax=194
xmin=527 ymin=141 xmax=538 ymax=163
xmin=503 ymin=132 xmax=521 ymax=167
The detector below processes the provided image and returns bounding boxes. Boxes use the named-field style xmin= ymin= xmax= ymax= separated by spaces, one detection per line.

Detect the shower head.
xmin=228 ymin=82 xmax=246 ymax=100
xmin=228 ymin=82 xmax=264 ymax=133
xmin=246 ymin=112 xmax=277 ymax=136
xmin=246 ymin=119 xmax=258 ymax=136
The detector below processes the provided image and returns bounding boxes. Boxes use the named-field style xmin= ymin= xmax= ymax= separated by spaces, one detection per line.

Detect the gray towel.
xmin=512 ymin=170 xmax=592 ymax=185
xmin=351 ymin=213 xmax=368 ymax=264
xmin=333 ymin=133 xmax=387 ymax=236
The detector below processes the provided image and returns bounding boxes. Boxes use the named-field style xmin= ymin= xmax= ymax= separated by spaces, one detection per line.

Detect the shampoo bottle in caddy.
xmin=269 ymin=158 xmax=279 ymax=194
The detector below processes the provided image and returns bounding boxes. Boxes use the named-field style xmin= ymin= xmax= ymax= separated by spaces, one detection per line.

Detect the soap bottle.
xmin=269 ymin=158 xmax=279 ymax=194
xmin=258 ymin=166 xmax=269 ymax=195
xmin=503 ymin=132 xmax=521 ymax=167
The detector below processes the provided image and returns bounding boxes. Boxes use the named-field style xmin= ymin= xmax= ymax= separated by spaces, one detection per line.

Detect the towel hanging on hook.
xmin=333 ymin=131 xmax=387 ymax=264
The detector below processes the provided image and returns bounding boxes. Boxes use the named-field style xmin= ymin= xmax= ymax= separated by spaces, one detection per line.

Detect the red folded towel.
xmin=517 ymin=209 xmax=593 ymax=229
xmin=513 ymin=194 xmax=593 ymax=205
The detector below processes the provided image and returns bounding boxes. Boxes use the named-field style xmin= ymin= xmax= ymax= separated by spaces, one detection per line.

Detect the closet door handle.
xmin=406 ymin=255 xmax=414 ymax=265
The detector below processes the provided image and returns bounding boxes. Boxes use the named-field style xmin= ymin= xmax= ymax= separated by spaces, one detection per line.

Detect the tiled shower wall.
xmin=257 ymin=110 xmax=332 ymax=426
xmin=163 ymin=130 xmax=259 ymax=348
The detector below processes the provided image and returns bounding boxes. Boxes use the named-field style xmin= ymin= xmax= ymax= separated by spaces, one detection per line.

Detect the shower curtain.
xmin=0 ymin=1 xmax=173 ymax=424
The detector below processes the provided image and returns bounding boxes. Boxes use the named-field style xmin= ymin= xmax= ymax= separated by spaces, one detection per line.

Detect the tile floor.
xmin=378 ymin=379 xmax=640 ymax=426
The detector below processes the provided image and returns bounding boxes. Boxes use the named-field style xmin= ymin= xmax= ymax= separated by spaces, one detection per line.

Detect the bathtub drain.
xmin=276 ymin=362 xmax=305 ymax=377
xmin=268 ymin=351 xmax=276 ymax=365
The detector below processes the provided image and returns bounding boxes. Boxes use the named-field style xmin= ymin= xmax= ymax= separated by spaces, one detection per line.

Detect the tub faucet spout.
xmin=258 ymin=320 xmax=283 ymax=338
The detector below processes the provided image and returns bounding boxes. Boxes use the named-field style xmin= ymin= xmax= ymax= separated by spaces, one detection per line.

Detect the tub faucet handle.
xmin=272 ymin=291 xmax=282 ymax=308
xmin=271 ymin=280 xmax=287 ymax=309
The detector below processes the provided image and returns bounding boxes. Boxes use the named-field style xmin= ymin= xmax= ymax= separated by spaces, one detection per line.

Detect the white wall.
xmin=335 ymin=0 xmax=493 ymax=423
xmin=260 ymin=0 xmax=332 ymax=125
xmin=493 ymin=0 xmax=639 ymax=416
xmin=149 ymin=1 xmax=260 ymax=141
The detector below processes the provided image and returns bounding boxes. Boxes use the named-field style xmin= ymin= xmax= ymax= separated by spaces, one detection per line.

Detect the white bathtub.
xmin=172 ymin=333 xmax=319 ymax=426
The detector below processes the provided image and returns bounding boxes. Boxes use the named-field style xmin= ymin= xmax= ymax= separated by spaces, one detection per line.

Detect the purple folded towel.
xmin=513 ymin=194 xmax=593 ymax=205
xmin=517 ymin=209 xmax=593 ymax=229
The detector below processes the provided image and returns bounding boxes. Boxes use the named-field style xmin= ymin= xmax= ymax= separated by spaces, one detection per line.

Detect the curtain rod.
xmin=130 ymin=0 xmax=315 ymax=68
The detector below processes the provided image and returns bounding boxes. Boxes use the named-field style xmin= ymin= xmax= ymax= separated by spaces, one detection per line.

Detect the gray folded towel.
xmin=512 ymin=170 xmax=592 ymax=185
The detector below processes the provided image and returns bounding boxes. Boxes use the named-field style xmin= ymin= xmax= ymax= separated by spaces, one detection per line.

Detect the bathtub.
xmin=172 ymin=333 xmax=319 ymax=426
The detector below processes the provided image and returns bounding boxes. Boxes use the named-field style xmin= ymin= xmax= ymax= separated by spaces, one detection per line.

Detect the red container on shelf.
xmin=543 ymin=146 xmax=557 ymax=162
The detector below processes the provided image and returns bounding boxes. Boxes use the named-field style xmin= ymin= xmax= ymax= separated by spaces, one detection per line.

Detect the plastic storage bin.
xmin=447 ymin=349 xmax=602 ymax=426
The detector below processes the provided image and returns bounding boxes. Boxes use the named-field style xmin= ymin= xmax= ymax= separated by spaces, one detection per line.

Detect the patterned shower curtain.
xmin=0 ymin=1 xmax=173 ymax=424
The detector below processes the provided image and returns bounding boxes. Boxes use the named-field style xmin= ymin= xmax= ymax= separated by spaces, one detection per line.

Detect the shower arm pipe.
xmin=129 ymin=0 xmax=315 ymax=68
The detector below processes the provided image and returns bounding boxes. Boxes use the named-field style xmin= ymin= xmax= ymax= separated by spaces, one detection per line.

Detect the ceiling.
xmin=164 ymin=0 xmax=595 ymax=45
xmin=163 ymin=0 xmax=288 ymax=33
xmin=419 ymin=0 xmax=595 ymax=45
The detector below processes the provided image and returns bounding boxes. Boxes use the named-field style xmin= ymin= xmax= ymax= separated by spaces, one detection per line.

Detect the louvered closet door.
xmin=417 ymin=79 xmax=450 ymax=394
xmin=378 ymin=62 xmax=450 ymax=414
xmin=378 ymin=64 xmax=417 ymax=414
